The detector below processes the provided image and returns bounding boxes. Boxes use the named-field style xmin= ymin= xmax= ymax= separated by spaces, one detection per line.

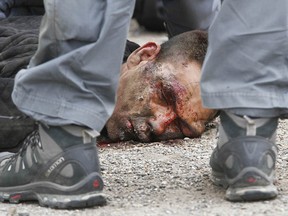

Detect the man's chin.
xmin=108 ymin=132 xmax=185 ymax=143
xmin=104 ymin=124 xmax=187 ymax=143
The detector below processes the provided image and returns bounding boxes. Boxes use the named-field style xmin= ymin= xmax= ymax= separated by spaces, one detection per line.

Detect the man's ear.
xmin=126 ymin=42 xmax=161 ymax=69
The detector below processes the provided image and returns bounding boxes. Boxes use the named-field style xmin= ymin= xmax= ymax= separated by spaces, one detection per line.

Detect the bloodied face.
xmin=105 ymin=30 xmax=217 ymax=142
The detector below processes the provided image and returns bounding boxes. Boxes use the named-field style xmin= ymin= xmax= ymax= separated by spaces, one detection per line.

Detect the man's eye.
xmin=161 ymin=87 xmax=176 ymax=105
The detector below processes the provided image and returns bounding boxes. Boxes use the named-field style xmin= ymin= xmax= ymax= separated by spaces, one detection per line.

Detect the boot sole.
xmin=226 ymin=185 xmax=278 ymax=202
xmin=0 ymin=173 xmax=106 ymax=209
xmin=211 ymin=170 xmax=278 ymax=202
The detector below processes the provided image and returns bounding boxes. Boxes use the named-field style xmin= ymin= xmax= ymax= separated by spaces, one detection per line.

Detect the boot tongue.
xmin=243 ymin=115 xmax=257 ymax=136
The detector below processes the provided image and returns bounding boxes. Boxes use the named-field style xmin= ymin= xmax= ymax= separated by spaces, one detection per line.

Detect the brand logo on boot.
xmin=45 ymin=157 xmax=65 ymax=177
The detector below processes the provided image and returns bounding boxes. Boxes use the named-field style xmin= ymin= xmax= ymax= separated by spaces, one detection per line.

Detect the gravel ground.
xmin=3 ymin=118 xmax=288 ymax=216
xmin=2 ymin=21 xmax=288 ymax=216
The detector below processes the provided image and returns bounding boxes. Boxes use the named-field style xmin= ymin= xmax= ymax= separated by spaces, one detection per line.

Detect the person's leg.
xmin=201 ymin=0 xmax=288 ymax=201
xmin=0 ymin=0 xmax=135 ymax=209
xmin=161 ymin=0 xmax=221 ymax=38
xmin=13 ymin=0 xmax=134 ymax=131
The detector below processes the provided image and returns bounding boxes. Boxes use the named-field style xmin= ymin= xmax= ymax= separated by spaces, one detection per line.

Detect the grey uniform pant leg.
xmin=12 ymin=0 xmax=135 ymax=131
xmin=200 ymin=0 xmax=288 ymax=117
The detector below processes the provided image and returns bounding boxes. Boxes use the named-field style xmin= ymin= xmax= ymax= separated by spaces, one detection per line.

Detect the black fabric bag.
xmin=0 ymin=16 xmax=40 ymax=151
xmin=0 ymin=0 xmax=44 ymax=18
xmin=133 ymin=0 xmax=165 ymax=32
xmin=0 ymin=78 xmax=36 ymax=151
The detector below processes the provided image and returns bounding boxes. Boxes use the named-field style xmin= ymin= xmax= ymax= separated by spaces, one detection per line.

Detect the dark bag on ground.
xmin=133 ymin=0 xmax=165 ymax=32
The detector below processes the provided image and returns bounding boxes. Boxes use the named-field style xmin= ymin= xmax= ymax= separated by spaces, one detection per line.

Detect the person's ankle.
xmin=217 ymin=111 xmax=278 ymax=147
xmin=39 ymin=123 xmax=100 ymax=148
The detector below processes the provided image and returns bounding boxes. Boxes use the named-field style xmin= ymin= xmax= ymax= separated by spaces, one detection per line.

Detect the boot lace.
xmin=1 ymin=130 xmax=42 ymax=169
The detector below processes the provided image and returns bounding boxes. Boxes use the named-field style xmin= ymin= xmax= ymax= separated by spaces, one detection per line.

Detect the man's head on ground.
xmin=105 ymin=30 xmax=218 ymax=142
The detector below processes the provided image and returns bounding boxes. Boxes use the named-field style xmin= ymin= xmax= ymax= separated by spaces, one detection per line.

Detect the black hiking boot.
xmin=0 ymin=123 xmax=106 ymax=209
xmin=210 ymin=111 xmax=278 ymax=201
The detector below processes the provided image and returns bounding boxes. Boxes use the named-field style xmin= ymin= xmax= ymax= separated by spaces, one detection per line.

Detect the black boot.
xmin=210 ymin=111 xmax=278 ymax=201
xmin=0 ymin=123 xmax=106 ymax=209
